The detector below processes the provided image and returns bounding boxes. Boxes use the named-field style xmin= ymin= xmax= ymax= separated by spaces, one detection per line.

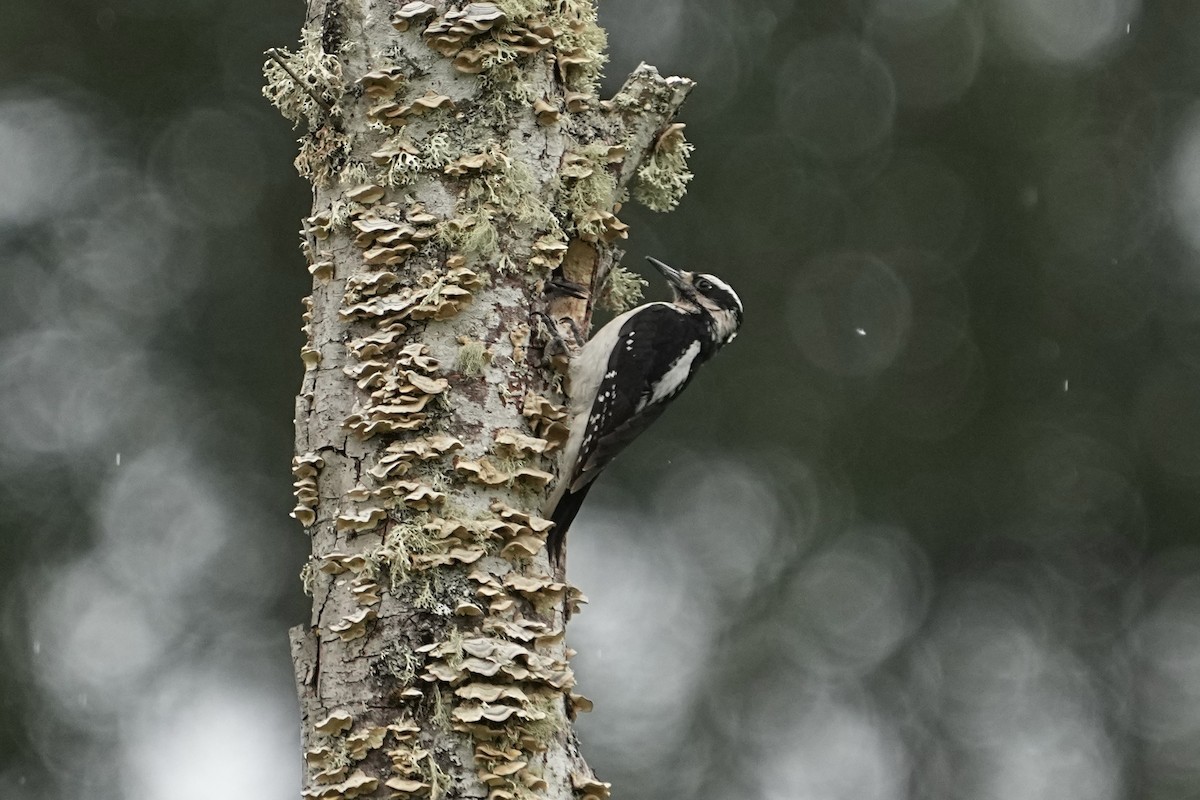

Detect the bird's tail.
xmin=546 ymin=484 xmax=593 ymax=567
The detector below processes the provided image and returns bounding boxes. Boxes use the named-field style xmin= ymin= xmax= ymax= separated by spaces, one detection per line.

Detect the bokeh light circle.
xmin=868 ymin=0 xmax=985 ymax=109
xmin=989 ymin=0 xmax=1140 ymax=66
xmin=789 ymin=252 xmax=912 ymax=377
xmin=777 ymin=37 xmax=896 ymax=161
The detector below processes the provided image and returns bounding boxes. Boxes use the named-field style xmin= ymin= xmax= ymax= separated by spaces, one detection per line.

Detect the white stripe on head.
xmin=699 ymin=273 xmax=743 ymax=315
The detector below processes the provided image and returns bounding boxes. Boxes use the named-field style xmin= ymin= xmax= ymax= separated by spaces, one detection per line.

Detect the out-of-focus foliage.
xmin=3 ymin=1 xmax=1200 ymax=799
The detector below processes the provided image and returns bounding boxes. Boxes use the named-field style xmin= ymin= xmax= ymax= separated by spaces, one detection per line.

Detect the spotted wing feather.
xmin=569 ymin=305 xmax=708 ymax=492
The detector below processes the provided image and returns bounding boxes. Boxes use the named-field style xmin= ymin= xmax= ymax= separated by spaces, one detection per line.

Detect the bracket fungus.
xmin=384 ymin=777 xmax=431 ymax=795
xmin=345 ymin=726 xmax=388 ymax=760
xmin=455 ymin=457 xmax=554 ymax=489
xmin=320 ymin=552 xmax=372 ymax=575
xmin=342 ymin=340 xmax=448 ymax=439
xmin=346 ymin=183 xmax=387 ymax=204
xmin=373 ymin=91 xmax=455 ymax=126
xmin=336 ymin=507 xmax=388 ymax=533
xmin=391 ymin=1 xmax=436 ymax=32
xmin=314 ymin=709 xmax=354 ymax=736
xmin=291 ymin=453 xmax=325 ymax=527
xmin=330 ymin=607 xmax=378 ymax=641
xmin=301 ymin=769 xmax=380 ymax=799
xmin=571 ymin=774 xmax=613 ymax=800
xmin=530 ymin=234 xmax=569 ymax=269
xmin=308 ymin=259 xmax=335 ymax=281
xmin=532 ymin=97 xmax=561 ymax=126
xmin=350 ymin=577 xmax=381 ymax=606
xmin=424 ymin=4 xmax=508 ymax=59
xmin=577 ymin=208 xmax=629 ymax=243
xmin=358 ymin=67 xmax=406 ymax=99
xmin=564 ymin=91 xmax=591 ymax=113
xmin=369 ymin=434 xmax=464 ymax=479
xmin=521 ymin=392 xmax=570 ymax=447
xmin=494 ymin=428 xmax=556 ymax=457
xmin=380 ymin=480 xmax=448 ymax=510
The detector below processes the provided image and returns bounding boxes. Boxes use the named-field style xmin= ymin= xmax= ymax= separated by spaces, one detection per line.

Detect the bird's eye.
xmin=696 ymin=278 xmax=713 ymax=291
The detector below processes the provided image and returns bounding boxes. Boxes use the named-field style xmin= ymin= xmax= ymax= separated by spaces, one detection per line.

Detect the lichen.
xmin=441 ymin=207 xmax=501 ymax=261
xmin=413 ymin=576 xmax=439 ymax=609
xmin=423 ymin=132 xmax=457 ymax=170
xmin=440 ymin=142 xmax=562 ymax=268
xmin=300 ymin=560 xmax=316 ymax=596
xmin=470 ymin=161 xmax=559 ymax=236
xmin=431 ymin=685 xmax=453 ymax=732
xmin=375 ymin=514 xmax=442 ymax=584
xmin=341 ymin=161 xmax=373 ymax=186
xmin=424 ymin=750 xmax=451 ymax=800
xmin=368 ymin=132 xmax=423 ymax=188
xmin=549 ymin=0 xmax=608 ymax=95
xmin=633 ymin=124 xmax=695 ymax=212
xmin=262 ymin=25 xmax=345 ymax=130
xmin=478 ymin=63 xmax=538 ymax=122
xmin=295 ymin=127 xmax=350 ymax=186
xmin=557 ymin=149 xmax=618 ymax=239
xmin=456 ymin=339 xmax=490 ymax=376
xmin=596 ymin=264 xmax=647 ymax=312
xmin=495 ymin=0 xmax=545 ymax=17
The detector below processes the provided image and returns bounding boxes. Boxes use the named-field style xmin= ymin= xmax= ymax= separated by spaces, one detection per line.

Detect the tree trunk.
xmin=263 ymin=2 xmax=693 ymax=798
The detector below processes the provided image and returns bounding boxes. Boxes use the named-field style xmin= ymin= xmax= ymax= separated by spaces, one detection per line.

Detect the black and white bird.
xmin=543 ymin=256 xmax=744 ymax=562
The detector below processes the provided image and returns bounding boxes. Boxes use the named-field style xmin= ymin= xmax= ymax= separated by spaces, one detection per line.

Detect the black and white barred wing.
xmin=568 ymin=305 xmax=707 ymax=492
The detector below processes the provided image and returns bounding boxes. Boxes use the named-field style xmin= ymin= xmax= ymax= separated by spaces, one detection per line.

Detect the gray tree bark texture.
xmin=264 ymin=3 xmax=694 ymax=798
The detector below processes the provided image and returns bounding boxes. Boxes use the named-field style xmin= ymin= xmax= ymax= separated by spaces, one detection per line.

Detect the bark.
xmin=264 ymin=3 xmax=693 ymax=798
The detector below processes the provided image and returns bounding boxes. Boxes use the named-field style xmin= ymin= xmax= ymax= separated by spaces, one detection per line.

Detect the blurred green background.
xmin=4 ymin=1 xmax=1200 ymax=798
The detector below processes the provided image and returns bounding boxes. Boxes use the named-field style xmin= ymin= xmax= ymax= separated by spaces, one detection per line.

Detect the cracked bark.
xmin=268 ymin=2 xmax=692 ymax=798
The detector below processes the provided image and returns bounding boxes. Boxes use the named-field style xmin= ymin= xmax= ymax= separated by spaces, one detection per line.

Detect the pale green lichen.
xmin=430 ymin=685 xmax=453 ymax=732
xmin=550 ymin=0 xmax=608 ymax=94
xmin=440 ymin=142 xmax=563 ymax=269
xmin=476 ymin=63 xmax=540 ymax=124
xmin=496 ymin=0 xmax=546 ymax=17
xmin=570 ymin=179 xmax=616 ymax=241
xmin=456 ymin=340 xmax=490 ymax=376
xmin=424 ymin=750 xmax=450 ymax=800
xmin=441 ymin=207 xmax=501 ymax=261
xmin=422 ymin=132 xmax=457 ymax=169
xmin=340 ymin=161 xmax=373 ymax=186
xmin=378 ymin=159 xmax=418 ymax=189
xmin=374 ymin=514 xmax=441 ymax=585
xmin=380 ymin=644 xmax=420 ymax=685
xmin=294 ymin=127 xmax=350 ymax=186
xmin=494 ymin=455 xmax=533 ymax=483
xmin=497 ymin=695 xmax=565 ymax=752
xmin=557 ymin=146 xmax=618 ymax=238
xmin=314 ymin=741 xmax=353 ymax=776
xmin=633 ymin=129 xmax=695 ymax=212
xmin=299 ymin=560 xmax=316 ymax=596
xmin=328 ymin=199 xmax=353 ymax=229
xmin=470 ymin=163 xmax=558 ymax=233
xmin=609 ymin=88 xmax=645 ymax=114
xmin=262 ymin=25 xmax=344 ymax=130
xmin=597 ymin=264 xmax=647 ymax=312
xmin=413 ymin=576 xmax=438 ymax=610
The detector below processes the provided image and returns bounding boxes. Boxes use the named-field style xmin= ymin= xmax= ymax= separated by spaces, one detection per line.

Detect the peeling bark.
xmin=265 ymin=2 xmax=693 ymax=798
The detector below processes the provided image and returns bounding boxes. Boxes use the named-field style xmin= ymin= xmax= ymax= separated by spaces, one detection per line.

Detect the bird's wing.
xmin=569 ymin=305 xmax=705 ymax=492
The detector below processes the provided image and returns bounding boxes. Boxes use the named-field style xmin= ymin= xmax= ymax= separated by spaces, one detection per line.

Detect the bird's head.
xmin=646 ymin=256 xmax=744 ymax=345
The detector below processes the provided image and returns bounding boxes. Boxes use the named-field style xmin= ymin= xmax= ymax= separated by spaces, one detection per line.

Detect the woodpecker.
xmin=543 ymin=256 xmax=744 ymax=562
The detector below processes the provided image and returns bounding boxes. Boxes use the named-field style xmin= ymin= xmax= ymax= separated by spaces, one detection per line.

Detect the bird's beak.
xmin=645 ymin=256 xmax=688 ymax=292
